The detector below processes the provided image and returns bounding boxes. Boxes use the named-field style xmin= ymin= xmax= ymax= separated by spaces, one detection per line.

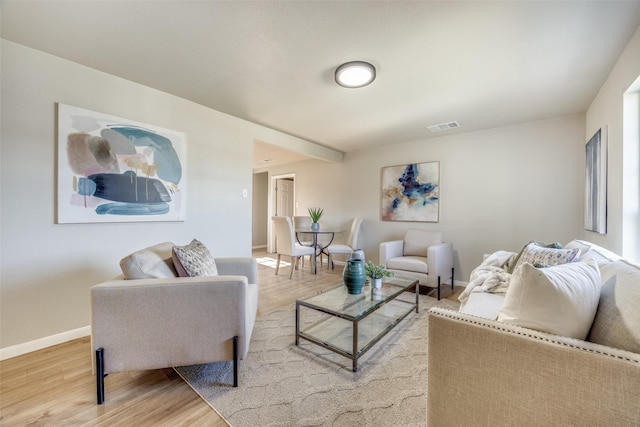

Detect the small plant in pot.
xmin=365 ymin=261 xmax=393 ymax=289
xmin=308 ymin=207 xmax=324 ymax=231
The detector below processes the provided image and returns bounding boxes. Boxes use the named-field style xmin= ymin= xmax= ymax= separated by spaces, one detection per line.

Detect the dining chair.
xmin=293 ymin=216 xmax=315 ymax=266
xmin=272 ymin=216 xmax=316 ymax=278
xmin=327 ymin=217 xmax=363 ymax=269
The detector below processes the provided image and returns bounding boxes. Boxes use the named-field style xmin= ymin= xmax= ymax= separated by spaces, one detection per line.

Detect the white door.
xmin=269 ymin=176 xmax=295 ymax=253
xmin=276 ymin=179 xmax=294 ymax=217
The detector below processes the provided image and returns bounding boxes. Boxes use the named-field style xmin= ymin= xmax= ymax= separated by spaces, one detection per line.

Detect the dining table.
xmin=294 ymin=228 xmax=337 ymax=274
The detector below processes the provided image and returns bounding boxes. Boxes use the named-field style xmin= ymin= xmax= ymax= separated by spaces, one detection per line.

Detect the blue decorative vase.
xmin=311 ymin=222 xmax=320 ymax=231
xmin=343 ymin=258 xmax=366 ymax=295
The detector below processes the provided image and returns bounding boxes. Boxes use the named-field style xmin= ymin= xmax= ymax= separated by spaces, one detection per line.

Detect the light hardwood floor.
xmin=0 ymin=250 xmax=461 ymax=426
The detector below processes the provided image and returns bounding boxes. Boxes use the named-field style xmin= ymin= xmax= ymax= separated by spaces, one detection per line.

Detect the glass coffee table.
xmin=295 ymin=277 xmax=419 ymax=371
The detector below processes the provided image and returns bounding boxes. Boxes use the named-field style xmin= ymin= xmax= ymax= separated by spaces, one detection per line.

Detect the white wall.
xmin=258 ymin=159 xmax=346 ymax=252
xmin=340 ymin=116 xmax=586 ymax=281
xmin=0 ymin=40 xmax=319 ymax=352
xmin=252 ymin=172 xmax=269 ymax=248
xmin=260 ymin=116 xmax=587 ymax=282
xmin=585 ymin=24 xmax=640 ymax=255
xmin=262 ymin=159 xmax=345 ymax=227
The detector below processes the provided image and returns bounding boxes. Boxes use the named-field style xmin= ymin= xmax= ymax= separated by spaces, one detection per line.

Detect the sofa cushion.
xmin=587 ymin=260 xmax=640 ymax=353
xmin=511 ymin=242 xmax=580 ymax=273
xmin=387 ymin=256 xmax=428 ymax=274
xmin=119 ymin=242 xmax=178 ymax=279
xmin=459 ymin=292 xmax=505 ymax=320
xmin=172 ymin=239 xmax=218 ymax=277
xmin=497 ymin=259 xmax=601 ymax=340
xmin=403 ymin=229 xmax=442 ymax=257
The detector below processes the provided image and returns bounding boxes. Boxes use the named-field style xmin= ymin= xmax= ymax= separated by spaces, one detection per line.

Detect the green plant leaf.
xmin=308 ymin=207 xmax=324 ymax=223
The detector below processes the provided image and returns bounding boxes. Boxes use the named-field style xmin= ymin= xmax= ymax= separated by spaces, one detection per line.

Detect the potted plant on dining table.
xmin=308 ymin=207 xmax=324 ymax=231
xmin=365 ymin=261 xmax=393 ymax=289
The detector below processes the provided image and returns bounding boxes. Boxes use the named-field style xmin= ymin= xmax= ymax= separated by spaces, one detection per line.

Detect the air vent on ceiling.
xmin=428 ymin=121 xmax=461 ymax=133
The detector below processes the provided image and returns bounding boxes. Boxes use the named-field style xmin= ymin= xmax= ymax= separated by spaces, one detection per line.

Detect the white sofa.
xmin=427 ymin=240 xmax=640 ymax=426
xmin=91 ymin=241 xmax=258 ymax=404
xmin=380 ymin=229 xmax=453 ymax=299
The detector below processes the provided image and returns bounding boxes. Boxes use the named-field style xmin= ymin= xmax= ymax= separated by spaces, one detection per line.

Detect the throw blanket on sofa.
xmin=459 ymin=250 xmax=516 ymax=307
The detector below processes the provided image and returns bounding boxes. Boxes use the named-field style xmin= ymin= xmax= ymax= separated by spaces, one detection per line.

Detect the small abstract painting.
xmin=381 ymin=162 xmax=439 ymax=222
xmin=57 ymin=104 xmax=186 ymax=223
xmin=585 ymin=127 xmax=607 ymax=234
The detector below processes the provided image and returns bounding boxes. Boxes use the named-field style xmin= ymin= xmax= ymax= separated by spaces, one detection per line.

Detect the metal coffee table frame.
xmin=295 ymin=277 xmax=419 ymax=371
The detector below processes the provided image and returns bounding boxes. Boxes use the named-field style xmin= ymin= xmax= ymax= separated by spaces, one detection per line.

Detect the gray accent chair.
xmin=91 ymin=242 xmax=258 ymax=404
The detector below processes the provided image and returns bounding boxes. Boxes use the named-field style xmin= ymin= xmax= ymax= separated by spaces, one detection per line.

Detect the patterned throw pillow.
xmin=172 ymin=239 xmax=218 ymax=277
xmin=505 ymin=241 xmax=563 ymax=273
xmin=512 ymin=242 xmax=580 ymax=273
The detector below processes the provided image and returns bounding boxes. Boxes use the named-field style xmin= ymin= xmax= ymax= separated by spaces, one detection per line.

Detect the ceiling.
xmin=3 ymin=1 xmax=640 ymax=169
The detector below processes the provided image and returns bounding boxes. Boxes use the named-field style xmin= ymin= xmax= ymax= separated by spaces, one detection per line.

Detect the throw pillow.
xmin=511 ymin=242 xmax=579 ymax=273
xmin=504 ymin=241 xmax=563 ymax=274
xmin=587 ymin=260 xmax=640 ymax=353
xmin=497 ymin=259 xmax=601 ymax=340
xmin=119 ymin=242 xmax=178 ymax=279
xmin=172 ymin=239 xmax=218 ymax=277
xmin=566 ymin=239 xmax=621 ymax=269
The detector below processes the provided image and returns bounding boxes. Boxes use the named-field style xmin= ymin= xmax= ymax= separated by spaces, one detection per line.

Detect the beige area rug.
xmin=175 ymin=294 xmax=459 ymax=427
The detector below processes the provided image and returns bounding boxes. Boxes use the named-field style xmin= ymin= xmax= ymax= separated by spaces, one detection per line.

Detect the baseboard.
xmin=0 ymin=326 xmax=90 ymax=361
xmin=252 ymin=244 xmax=267 ymax=250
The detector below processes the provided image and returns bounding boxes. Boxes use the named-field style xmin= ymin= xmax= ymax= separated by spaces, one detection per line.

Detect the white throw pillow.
xmin=119 ymin=242 xmax=178 ymax=279
xmin=497 ymin=259 xmax=601 ymax=339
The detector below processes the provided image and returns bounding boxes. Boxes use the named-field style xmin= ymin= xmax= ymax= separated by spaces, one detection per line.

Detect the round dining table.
xmin=294 ymin=228 xmax=337 ymax=274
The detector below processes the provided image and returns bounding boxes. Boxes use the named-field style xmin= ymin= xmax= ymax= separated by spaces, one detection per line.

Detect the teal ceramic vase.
xmin=311 ymin=222 xmax=320 ymax=231
xmin=343 ymin=258 xmax=366 ymax=294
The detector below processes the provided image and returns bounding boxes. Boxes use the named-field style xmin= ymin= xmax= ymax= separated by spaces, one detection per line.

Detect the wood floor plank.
xmin=0 ymin=250 xmax=461 ymax=425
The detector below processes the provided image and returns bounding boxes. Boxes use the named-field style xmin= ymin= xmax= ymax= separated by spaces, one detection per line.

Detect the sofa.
xmin=379 ymin=229 xmax=453 ymax=299
xmin=427 ymin=239 xmax=640 ymax=426
xmin=91 ymin=240 xmax=259 ymax=404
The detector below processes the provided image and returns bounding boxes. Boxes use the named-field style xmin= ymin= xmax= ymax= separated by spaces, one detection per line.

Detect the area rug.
xmin=175 ymin=294 xmax=459 ymax=427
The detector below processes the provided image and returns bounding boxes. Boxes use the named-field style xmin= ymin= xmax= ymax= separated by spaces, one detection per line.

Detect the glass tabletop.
xmin=294 ymin=229 xmax=340 ymax=234
xmin=297 ymin=276 xmax=418 ymax=321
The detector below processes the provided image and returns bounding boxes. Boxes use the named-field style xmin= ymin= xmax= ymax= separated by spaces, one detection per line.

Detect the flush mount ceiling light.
xmin=335 ymin=61 xmax=376 ymax=88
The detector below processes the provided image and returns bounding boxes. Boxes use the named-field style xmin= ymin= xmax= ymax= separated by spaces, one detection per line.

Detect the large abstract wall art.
xmin=381 ymin=161 xmax=439 ymax=222
xmin=585 ymin=127 xmax=607 ymax=234
xmin=57 ymin=104 xmax=186 ymax=223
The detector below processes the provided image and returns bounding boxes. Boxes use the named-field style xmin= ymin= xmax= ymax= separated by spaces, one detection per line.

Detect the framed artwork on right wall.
xmin=585 ymin=126 xmax=607 ymax=234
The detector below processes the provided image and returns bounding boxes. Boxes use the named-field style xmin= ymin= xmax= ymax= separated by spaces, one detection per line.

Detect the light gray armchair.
xmin=91 ymin=242 xmax=258 ymax=404
xmin=379 ymin=229 xmax=453 ymax=299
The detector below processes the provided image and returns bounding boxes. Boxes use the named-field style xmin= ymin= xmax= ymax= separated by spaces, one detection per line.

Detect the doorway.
xmin=268 ymin=173 xmax=296 ymax=253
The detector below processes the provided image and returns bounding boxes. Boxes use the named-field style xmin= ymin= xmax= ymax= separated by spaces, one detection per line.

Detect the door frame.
xmin=268 ymin=173 xmax=296 ymax=253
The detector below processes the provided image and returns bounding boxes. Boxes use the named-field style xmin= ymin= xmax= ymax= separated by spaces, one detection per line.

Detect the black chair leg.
xmin=233 ymin=336 xmax=238 ymax=387
xmin=452 ymin=267 xmax=455 ymax=290
xmin=437 ymin=276 xmax=441 ymax=300
xmin=96 ymin=348 xmax=105 ymax=404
